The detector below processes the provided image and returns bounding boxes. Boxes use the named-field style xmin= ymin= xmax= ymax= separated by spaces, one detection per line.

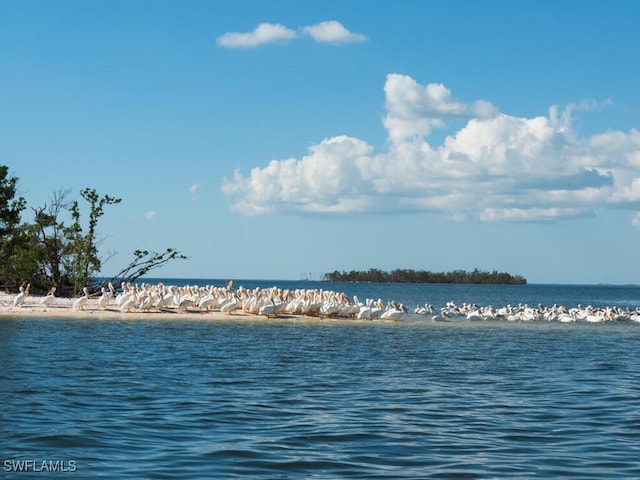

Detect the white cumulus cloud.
xmin=216 ymin=23 xmax=297 ymax=48
xmin=383 ymin=74 xmax=469 ymax=141
xmin=145 ymin=211 xmax=157 ymax=220
xmin=301 ymin=21 xmax=367 ymax=44
xmin=222 ymin=73 xmax=640 ymax=224
xmin=218 ymin=20 xmax=366 ymax=48
xmin=223 ymin=136 xmax=374 ymax=214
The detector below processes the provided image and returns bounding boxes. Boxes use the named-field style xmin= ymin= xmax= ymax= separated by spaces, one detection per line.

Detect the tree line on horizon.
xmin=0 ymin=165 xmax=187 ymax=297
xmin=323 ymin=268 xmax=527 ymax=285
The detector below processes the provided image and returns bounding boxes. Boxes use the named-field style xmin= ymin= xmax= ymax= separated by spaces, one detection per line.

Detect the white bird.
xmin=357 ymin=298 xmax=373 ymax=319
xmin=97 ymin=287 xmax=110 ymax=310
xmin=381 ymin=301 xmax=408 ymax=320
xmin=466 ymin=309 xmax=484 ymax=321
xmin=13 ymin=284 xmax=31 ymax=308
xmin=177 ymin=296 xmax=195 ymax=310
xmin=73 ymin=287 xmax=90 ymax=310
xmin=140 ymin=296 xmax=154 ymax=311
xmin=370 ymin=299 xmax=384 ymax=319
xmin=220 ymin=295 xmax=240 ymax=313
xmin=40 ymin=287 xmax=57 ymax=309
xmin=153 ymin=290 xmax=167 ymax=310
xmin=115 ymin=283 xmax=134 ymax=306
xmin=198 ymin=293 xmax=216 ymax=310
xmin=258 ymin=298 xmax=278 ymax=317
xmin=414 ymin=303 xmax=433 ymax=315
xmin=120 ymin=288 xmax=138 ymax=312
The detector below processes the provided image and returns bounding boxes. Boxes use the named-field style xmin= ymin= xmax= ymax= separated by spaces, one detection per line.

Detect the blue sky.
xmin=2 ymin=1 xmax=639 ymax=284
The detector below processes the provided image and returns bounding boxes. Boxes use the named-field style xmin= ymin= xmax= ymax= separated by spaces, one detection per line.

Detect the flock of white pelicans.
xmin=9 ymin=281 xmax=640 ymax=323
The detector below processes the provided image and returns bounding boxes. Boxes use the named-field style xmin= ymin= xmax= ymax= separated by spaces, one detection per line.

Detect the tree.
xmin=0 ymin=165 xmax=188 ymax=295
xmin=0 ymin=166 xmax=25 ymax=237
xmin=0 ymin=166 xmax=28 ymax=290
xmin=28 ymin=186 xmax=184 ymax=295
xmin=64 ymin=188 xmax=121 ymax=294
xmin=108 ymin=248 xmax=188 ymax=291
xmin=31 ymin=188 xmax=142 ymax=295
xmin=323 ymin=267 xmax=527 ymax=284
xmin=30 ymin=189 xmax=72 ymax=293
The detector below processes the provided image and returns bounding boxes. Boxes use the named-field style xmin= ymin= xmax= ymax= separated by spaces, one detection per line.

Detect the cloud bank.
xmin=216 ymin=21 xmax=367 ymax=48
xmin=222 ymin=73 xmax=640 ymax=224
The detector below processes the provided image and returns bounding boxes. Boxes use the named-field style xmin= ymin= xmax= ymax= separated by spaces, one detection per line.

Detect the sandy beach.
xmin=0 ymin=279 xmax=415 ymax=323
xmin=4 ymin=284 xmax=639 ymax=323
xmin=0 ymin=291 xmax=302 ymax=322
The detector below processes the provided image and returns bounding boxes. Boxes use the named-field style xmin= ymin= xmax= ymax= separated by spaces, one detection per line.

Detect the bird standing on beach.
xmin=40 ymin=287 xmax=56 ymax=309
xmin=97 ymin=287 xmax=110 ymax=310
xmin=120 ymin=289 xmax=137 ymax=312
xmin=13 ymin=283 xmax=30 ymax=308
xmin=73 ymin=287 xmax=90 ymax=310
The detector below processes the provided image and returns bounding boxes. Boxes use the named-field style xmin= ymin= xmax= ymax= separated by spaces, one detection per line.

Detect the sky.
xmin=1 ymin=0 xmax=639 ymax=284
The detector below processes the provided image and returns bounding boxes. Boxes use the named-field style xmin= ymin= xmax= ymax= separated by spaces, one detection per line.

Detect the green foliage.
xmin=0 ymin=165 xmax=187 ymax=295
xmin=30 ymin=189 xmax=74 ymax=294
xmin=64 ymin=188 xmax=122 ymax=294
xmin=0 ymin=227 xmax=40 ymax=290
xmin=323 ymin=267 xmax=527 ymax=285
xmin=0 ymin=166 xmax=28 ymax=290
xmin=0 ymin=166 xmax=26 ymax=236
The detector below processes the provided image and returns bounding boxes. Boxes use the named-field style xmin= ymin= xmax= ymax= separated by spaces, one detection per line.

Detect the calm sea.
xmin=2 ymin=281 xmax=640 ymax=479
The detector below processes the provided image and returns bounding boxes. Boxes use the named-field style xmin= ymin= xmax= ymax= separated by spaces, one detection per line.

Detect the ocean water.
xmin=2 ymin=281 xmax=640 ymax=479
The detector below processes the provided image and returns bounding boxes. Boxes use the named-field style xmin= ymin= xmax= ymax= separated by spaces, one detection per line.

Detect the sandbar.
xmin=0 ymin=292 xmax=362 ymax=324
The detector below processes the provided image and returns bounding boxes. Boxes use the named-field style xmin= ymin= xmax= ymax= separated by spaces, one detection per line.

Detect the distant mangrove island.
xmin=323 ymin=268 xmax=527 ymax=285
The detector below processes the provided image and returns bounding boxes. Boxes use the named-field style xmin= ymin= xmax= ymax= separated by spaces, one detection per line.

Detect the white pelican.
xmin=356 ymin=298 xmax=373 ymax=319
xmin=258 ymin=298 xmax=278 ymax=317
xmin=138 ymin=292 xmax=154 ymax=311
xmin=178 ymin=296 xmax=195 ymax=310
xmin=152 ymin=288 xmax=167 ymax=309
xmin=198 ymin=289 xmax=216 ymax=310
xmin=73 ymin=287 xmax=90 ymax=310
xmin=482 ymin=306 xmax=496 ymax=320
xmin=466 ymin=308 xmax=484 ymax=321
xmin=370 ymin=299 xmax=384 ymax=319
xmin=432 ymin=307 xmax=453 ymax=322
xmin=220 ymin=295 xmax=240 ymax=313
xmin=380 ymin=302 xmax=408 ymax=320
xmin=177 ymin=286 xmax=197 ymax=310
xmin=13 ymin=283 xmax=31 ymax=307
xmin=12 ymin=286 xmax=25 ymax=308
xmin=115 ymin=283 xmax=133 ymax=306
xmin=557 ymin=311 xmax=576 ymax=323
xmin=162 ymin=286 xmax=177 ymax=307
xmin=97 ymin=287 xmax=110 ymax=310
xmin=120 ymin=288 xmax=138 ymax=312
xmin=40 ymin=287 xmax=56 ymax=309
xmin=414 ymin=304 xmax=433 ymax=315
xmin=13 ymin=284 xmax=30 ymax=308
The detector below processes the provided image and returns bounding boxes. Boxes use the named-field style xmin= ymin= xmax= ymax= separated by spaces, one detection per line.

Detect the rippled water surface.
xmin=2 ymin=284 xmax=640 ymax=478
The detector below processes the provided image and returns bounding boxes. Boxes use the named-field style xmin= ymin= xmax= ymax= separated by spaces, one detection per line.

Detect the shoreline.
xmin=1 ymin=282 xmax=413 ymax=322
xmin=0 ymin=292 xmax=376 ymax=323
xmin=3 ymin=286 xmax=640 ymax=324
